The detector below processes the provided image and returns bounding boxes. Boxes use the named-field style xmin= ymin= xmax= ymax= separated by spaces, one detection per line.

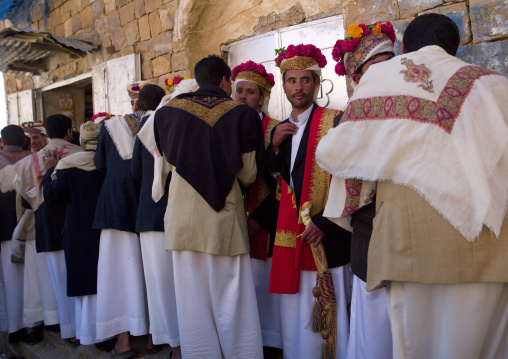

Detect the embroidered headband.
xmin=275 ymin=44 xmax=327 ymax=84
xmin=126 ymin=80 xmax=152 ymax=99
xmin=165 ymin=75 xmax=192 ymax=93
xmin=21 ymin=121 xmax=46 ymax=135
xmin=232 ymin=61 xmax=275 ymax=97
xmin=332 ymin=22 xmax=396 ymax=77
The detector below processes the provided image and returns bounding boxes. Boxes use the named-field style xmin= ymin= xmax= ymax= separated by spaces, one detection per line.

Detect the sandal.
xmin=147 ymin=344 xmax=163 ymax=354
xmin=109 ymin=344 xmax=137 ymax=359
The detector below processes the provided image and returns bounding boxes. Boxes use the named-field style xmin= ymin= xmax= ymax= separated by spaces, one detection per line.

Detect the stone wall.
xmin=1 ymin=0 xmax=507 ymax=96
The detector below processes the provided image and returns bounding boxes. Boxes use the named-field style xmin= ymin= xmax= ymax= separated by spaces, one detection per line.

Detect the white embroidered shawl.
xmin=316 ymin=46 xmax=508 ymax=242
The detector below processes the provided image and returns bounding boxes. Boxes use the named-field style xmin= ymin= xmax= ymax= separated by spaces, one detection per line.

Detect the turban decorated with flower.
xmin=274 ymin=43 xmax=327 ymax=84
xmin=332 ymin=22 xmax=396 ymax=77
xmin=231 ymin=61 xmax=275 ymax=98
xmin=126 ymin=80 xmax=152 ymax=99
xmin=91 ymin=112 xmax=113 ymax=125
xmin=21 ymin=121 xmax=46 ymax=135
xmin=165 ymin=75 xmax=192 ymax=93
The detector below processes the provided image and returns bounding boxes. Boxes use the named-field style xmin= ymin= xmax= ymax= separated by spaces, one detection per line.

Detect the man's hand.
xmin=43 ymin=150 xmax=60 ymax=169
xmin=247 ymin=217 xmax=262 ymax=241
xmin=272 ymin=123 xmax=298 ymax=153
xmin=300 ymin=221 xmax=325 ymax=247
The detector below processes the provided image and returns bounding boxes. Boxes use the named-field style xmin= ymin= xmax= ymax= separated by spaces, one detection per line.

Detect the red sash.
xmin=248 ymin=115 xmax=279 ymax=260
xmin=269 ymin=107 xmax=340 ymax=294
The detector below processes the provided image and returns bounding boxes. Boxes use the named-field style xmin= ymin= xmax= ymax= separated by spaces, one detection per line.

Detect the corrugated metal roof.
xmin=0 ymin=27 xmax=97 ymax=75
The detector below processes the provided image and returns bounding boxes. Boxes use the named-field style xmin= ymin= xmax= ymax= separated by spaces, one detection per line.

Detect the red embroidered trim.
xmin=342 ymin=65 xmax=497 ymax=133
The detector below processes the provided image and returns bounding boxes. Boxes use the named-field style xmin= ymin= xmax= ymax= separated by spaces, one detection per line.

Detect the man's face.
xmin=131 ymin=97 xmax=139 ymax=112
xmin=282 ymin=70 xmax=316 ymax=110
xmin=28 ymin=133 xmax=45 ymax=152
xmin=234 ymin=81 xmax=264 ymax=113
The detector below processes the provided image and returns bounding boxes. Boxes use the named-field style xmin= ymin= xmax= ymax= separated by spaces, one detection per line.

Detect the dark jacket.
xmin=92 ymin=124 xmax=140 ymax=233
xmin=265 ymin=103 xmax=351 ymax=268
xmin=131 ymin=116 xmax=170 ymax=233
xmin=43 ymin=166 xmax=103 ymax=296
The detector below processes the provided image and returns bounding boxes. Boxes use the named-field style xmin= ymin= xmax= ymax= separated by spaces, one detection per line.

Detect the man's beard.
xmin=288 ymin=92 xmax=313 ymax=109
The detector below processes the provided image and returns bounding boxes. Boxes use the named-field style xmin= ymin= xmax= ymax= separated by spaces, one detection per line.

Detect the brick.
xmin=457 ymin=40 xmax=508 ymax=77
xmin=116 ymin=0 xmax=131 ymax=8
xmin=134 ymin=0 xmax=146 ymax=18
xmin=120 ymin=45 xmax=135 ymax=57
xmin=80 ymin=6 xmax=94 ymax=28
xmin=54 ymin=23 xmax=65 ymax=37
xmin=111 ymin=27 xmax=127 ymax=51
xmin=152 ymin=54 xmax=171 ymax=76
xmin=30 ymin=2 xmax=44 ymax=22
xmin=138 ymin=15 xmax=151 ymax=41
xmin=148 ymin=11 xmax=161 ymax=36
xmin=48 ymin=8 xmax=62 ymax=28
xmin=141 ymin=60 xmax=152 ymax=79
xmin=420 ymin=2 xmax=471 ymax=45
xmin=159 ymin=4 xmax=175 ymax=31
xmin=104 ymin=0 xmax=116 ymax=15
xmin=63 ymin=18 xmax=73 ymax=36
xmin=343 ymin=0 xmax=399 ymax=26
xmin=154 ymin=31 xmax=172 ymax=56
xmin=469 ymin=0 xmax=508 ymax=43
xmin=59 ymin=2 xmax=71 ymax=19
xmin=69 ymin=0 xmax=81 ymax=15
xmin=106 ymin=12 xmax=121 ymax=30
xmin=92 ymin=0 xmax=105 ymax=18
xmin=72 ymin=13 xmax=81 ymax=33
xmin=144 ymin=0 xmax=162 ymax=13
xmin=135 ymin=38 xmax=155 ymax=60
xmin=124 ymin=20 xmax=140 ymax=46
xmin=119 ymin=2 xmax=135 ymax=26
xmin=399 ymin=0 xmax=443 ymax=18
xmin=171 ymin=52 xmax=188 ymax=72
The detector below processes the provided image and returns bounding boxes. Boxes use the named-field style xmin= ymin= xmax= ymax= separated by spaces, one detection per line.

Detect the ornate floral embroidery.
xmin=342 ymin=65 xmax=497 ymax=133
xmin=400 ymin=58 xmax=434 ymax=93
xmin=341 ymin=178 xmax=363 ymax=216
xmin=52 ymin=146 xmax=69 ymax=159
xmin=274 ymin=229 xmax=297 ymax=248
xmin=169 ymin=96 xmax=241 ymax=126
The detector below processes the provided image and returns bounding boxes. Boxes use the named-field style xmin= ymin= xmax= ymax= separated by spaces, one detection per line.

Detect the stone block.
xmin=254 ymin=3 xmax=305 ymax=34
xmin=124 ymin=20 xmax=141 ymax=46
xmin=134 ymin=0 xmax=146 ymax=18
xmin=145 ymin=0 xmax=162 ymax=14
xmin=81 ymin=6 xmax=94 ymax=28
xmin=72 ymin=13 xmax=81 ymax=33
xmin=399 ymin=0 xmax=443 ymax=18
xmin=391 ymin=17 xmax=414 ymax=55
xmin=54 ymin=23 xmax=65 ymax=37
xmin=92 ymin=0 xmax=105 ymax=18
xmin=116 ymin=0 xmax=131 ymax=8
xmin=48 ymin=8 xmax=61 ymax=28
xmin=457 ymin=40 xmax=508 ymax=77
xmin=171 ymin=51 xmax=188 ymax=72
xmin=69 ymin=0 xmax=81 ymax=15
xmin=159 ymin=4 xmax=175 ymax=31
xmin=469 ymin=0 xmax=508 ymax=43
xmin=138 ymin=15 xmax=151 ymax=41
xmin=141 ymin=60 xmax=153 ymax=79
xmin=172 ymin=33 xmax=184 ymax=52
xmin=135 ymin=38 xmax=155 ymax=60
xmin=104 ymin=0 xmax=116 ymax=15
xmin=119 ymin=2 xmax=135 ymax=26
xmin=107 ymin=12 xmax=121 ymax=30
xmin=419 ymin=2 xmax=471 ymax=45
xmin=152 ymin=54 xmax=171 ymax=76
xmin=30 ymin=2 xmax=44 ymax=23
xmin=64 ymin=18 xmax=73 ymax=36
xmin=149 ymin=11 xmax=162 ymax=36
xmin=342 ymin=0 xmax=398 ymax=27
xmin=154 ymin=31 xmax=172 ymax=56
xmin=120 ymin=45 xmax=135 ymax=57
xmin=52 ymin=0 xmax=64 ymax=10
xmin=111 ymin=27 xmax=127 ymax=51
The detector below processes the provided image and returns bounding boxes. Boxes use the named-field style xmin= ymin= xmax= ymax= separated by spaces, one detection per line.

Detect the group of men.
xmin=0 ymin=12 xmax=507 ymax=359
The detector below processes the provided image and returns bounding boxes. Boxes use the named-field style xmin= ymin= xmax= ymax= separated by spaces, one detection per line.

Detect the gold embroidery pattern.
xmin=169 ymin=97 xmax=242 ymax=126
xmin=236 ymin=71 xmax=272 ymax=97
xmin=275 ymin=229 xmax=297 ymax=248
xmin=280 ymin=56 xmax=317 ymax=73
xmin=264 ymin=118 xmax=279 ymax=148
xmin=342 ymin=65 xmax=497 ymax=133
xmin=400 ymin=58 xmax=434 ymax=93
xmin=123 ymin=114 xmax=141 ymax=136
xmin=307 ymin=108 xmax=340 ymax=217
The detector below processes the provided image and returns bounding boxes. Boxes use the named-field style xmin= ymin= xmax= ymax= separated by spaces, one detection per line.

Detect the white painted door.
xmin=227 ymin=16 xmax=347 ymax=121
xmin=7 ymin=90 xmax=34 ymax=125
xmin=92 ymin=53 xmax=141 ymax=116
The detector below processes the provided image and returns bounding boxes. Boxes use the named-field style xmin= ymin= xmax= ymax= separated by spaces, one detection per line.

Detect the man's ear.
xmin=351 ymin=73 xmax=362 ymax=85
xmin=258 ymin=95 xmax=265 ymax=108
xmin=401 ymin=43 xmax=407 ymax=54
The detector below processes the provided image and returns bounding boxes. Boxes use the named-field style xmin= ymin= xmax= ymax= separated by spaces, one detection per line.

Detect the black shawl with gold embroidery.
xmin=154 ymin=85 xmax=264 ymax=212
